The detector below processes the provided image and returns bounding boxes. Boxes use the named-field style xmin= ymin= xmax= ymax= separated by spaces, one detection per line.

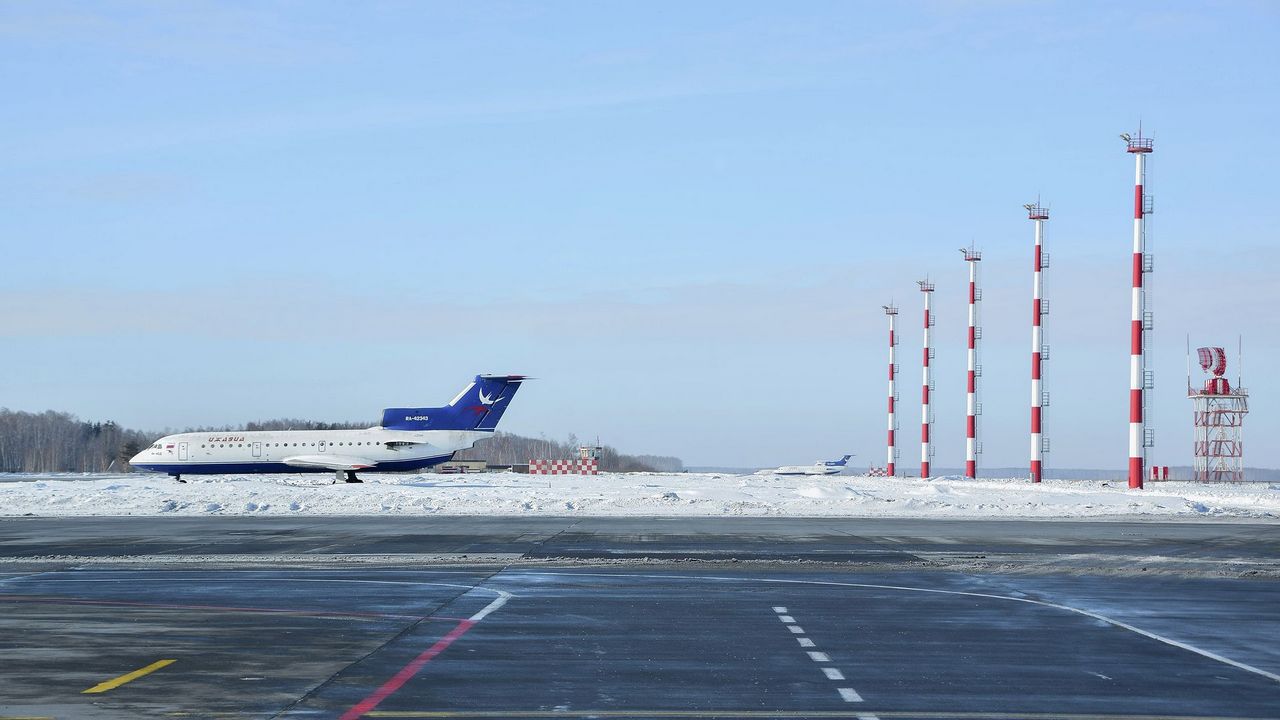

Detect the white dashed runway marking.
xmin=771 ymin=605 xmax=873 ymax=712
xmin=838 ymin=687 xmax=864 ymax=702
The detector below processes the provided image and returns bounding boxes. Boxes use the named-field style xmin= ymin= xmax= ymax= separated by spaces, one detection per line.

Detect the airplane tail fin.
xmin=381 ymin=375 xmax=527 ymax=431
xmin=824 ymin=454 xmax=853 ymax=467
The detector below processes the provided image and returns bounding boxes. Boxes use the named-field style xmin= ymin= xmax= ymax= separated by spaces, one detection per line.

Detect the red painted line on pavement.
xmin=339 ymin=618 xmax=476 ymax=720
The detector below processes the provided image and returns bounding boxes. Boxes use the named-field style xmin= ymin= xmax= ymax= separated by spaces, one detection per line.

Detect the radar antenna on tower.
xmin=1188 ymin=345 xmax=1249 ymax=482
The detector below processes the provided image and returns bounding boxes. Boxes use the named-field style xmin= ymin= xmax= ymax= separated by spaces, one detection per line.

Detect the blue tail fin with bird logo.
xmin=380 ymin=375 xmax=527 ymax=431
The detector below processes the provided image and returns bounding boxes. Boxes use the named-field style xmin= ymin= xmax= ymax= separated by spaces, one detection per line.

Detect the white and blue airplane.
xmin=131 ymin=374 xmax=526 ymax=483
xmin=771 ymin=454 xmax=853 ymax=476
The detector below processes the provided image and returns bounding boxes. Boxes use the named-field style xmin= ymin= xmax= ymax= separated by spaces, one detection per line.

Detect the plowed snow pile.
xmin=1 ymin=472 xmax=1277 ymax=518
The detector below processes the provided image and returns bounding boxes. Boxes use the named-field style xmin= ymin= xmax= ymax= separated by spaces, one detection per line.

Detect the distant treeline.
xmin=0 ymin=408 xmax=682 ymax=474
xmin=0 ymin=410 xmax=154 ymax=473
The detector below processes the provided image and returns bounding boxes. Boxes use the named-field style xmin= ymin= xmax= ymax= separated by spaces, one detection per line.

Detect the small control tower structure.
xmin=1188 ymin=346 xmax=1249 ymax=482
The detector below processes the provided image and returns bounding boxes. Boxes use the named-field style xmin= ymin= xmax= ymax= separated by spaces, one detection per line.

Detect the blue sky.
xmin=2 ymin=1 xmax=1277 ymax=470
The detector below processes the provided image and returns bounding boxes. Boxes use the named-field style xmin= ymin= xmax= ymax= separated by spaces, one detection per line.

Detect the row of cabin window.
xmin=201 ymin=442 xmax=378 ymax=448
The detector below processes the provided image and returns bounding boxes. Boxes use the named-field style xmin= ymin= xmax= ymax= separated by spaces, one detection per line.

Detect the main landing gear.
xmin=172 ymin=474 xmax=185 ymax=484
xmin=335 ymin=470 xmax=362 ymax=484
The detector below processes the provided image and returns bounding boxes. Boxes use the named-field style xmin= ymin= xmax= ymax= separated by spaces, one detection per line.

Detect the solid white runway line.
xmin=338 ymin=584 xmax=515 ymax=720
xmin=0 ymin=571 xmax=53 ymax=587
xmin=468 ymin=589 xmax=513 ymax=622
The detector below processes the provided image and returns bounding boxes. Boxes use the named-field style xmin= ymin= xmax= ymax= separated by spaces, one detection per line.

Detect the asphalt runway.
xmin=3 ymin=516 xmax=1279 ymax=569
xmin=0 ymin=517 xmax=1277 ymax=720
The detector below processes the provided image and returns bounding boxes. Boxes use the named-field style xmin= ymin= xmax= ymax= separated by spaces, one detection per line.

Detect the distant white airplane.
xmin=131 ymin=375 xmax=526 ymax=483
xmin=772 ymin=454 xmax=853 ymax=476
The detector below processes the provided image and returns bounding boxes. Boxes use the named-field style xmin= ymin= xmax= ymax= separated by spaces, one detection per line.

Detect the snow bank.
xmin=1 ymin=472 xmax=1277 ymax=519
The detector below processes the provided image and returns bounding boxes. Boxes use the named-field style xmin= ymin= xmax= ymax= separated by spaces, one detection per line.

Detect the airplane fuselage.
xmin=130 ymin=374 xmax=525 ymax=479
xmin=131 ymin=428 xmax=488 ymax=475
xmin=773 ymin=465 xmax=843 ymax=476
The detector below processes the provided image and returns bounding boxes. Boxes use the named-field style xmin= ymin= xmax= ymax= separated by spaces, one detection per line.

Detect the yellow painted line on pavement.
xmin=81 ymin=658 xmax=176 ymax=694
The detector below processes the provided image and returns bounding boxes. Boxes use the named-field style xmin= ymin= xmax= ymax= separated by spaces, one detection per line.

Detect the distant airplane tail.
xmin=381 ymin=375 xmax=527 ymax=431
xmin=824 ymin=454 xmax=853 ymax=467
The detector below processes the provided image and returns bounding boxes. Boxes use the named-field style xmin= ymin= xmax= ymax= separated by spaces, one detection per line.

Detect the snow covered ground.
xmin=1 ymin=471 xmax=1278 ymax=519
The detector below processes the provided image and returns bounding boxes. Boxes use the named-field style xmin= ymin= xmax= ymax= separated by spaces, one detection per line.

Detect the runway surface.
xmin=3 ymin=516 xmax=1279 ymax=567
xmin=0 ymin=517 xmax=1277 ymax=719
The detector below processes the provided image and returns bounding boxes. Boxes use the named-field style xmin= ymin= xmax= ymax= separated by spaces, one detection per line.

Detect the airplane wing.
xmin=282 ymin=455 xmax=377 ymax=471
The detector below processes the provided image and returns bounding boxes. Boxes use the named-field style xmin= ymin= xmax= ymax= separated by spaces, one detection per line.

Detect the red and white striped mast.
xmin=917 ymin=279 xmax=935 ymax=478
xmin=1124 ymin=129 xmax=1154 ymax=490
xmin=960 ymin=248 xmax=981 ymax=478
xmin=1026 ymin=201 xmax=1050 ymax=483
xmin=883 ymin=304 xmax=899 ymax=476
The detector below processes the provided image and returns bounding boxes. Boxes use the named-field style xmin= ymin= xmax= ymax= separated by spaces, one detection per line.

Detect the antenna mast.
xmin=883 ymin=304 xmax=900 ymax=477
xmin=1123 ymin=128 xmax=1155 ymax=489
xmin=960 ymin=247 xmax=982 ymax=478
xmin=917 ymin=279 xmax=936 ymax=478
xmin=1026 ymin=201 xmax=1050 ymax=483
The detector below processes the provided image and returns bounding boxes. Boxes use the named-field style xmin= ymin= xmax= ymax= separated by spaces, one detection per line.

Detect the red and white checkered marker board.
xmin=529 ymin=458 xmax=599 ymax=475
xmin=865 ymin=467 xmax=889 ymax=477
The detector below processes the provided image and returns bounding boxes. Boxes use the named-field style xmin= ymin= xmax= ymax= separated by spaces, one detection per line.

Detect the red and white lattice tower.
xmin=1125 ymin=130 xmax=1155 ymax=489
xmin=882 ymin=304 xmax=900 ymax=476
xmin=1188 ymin=346 xmax=1249 ymax=482
xmin=1025 ymin=201 xmax=1050 ymax=483
xmin=917 ymin=279 xmax=935 ymax=478
xmin=959 ymin=248 xmax=982 ymax=478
